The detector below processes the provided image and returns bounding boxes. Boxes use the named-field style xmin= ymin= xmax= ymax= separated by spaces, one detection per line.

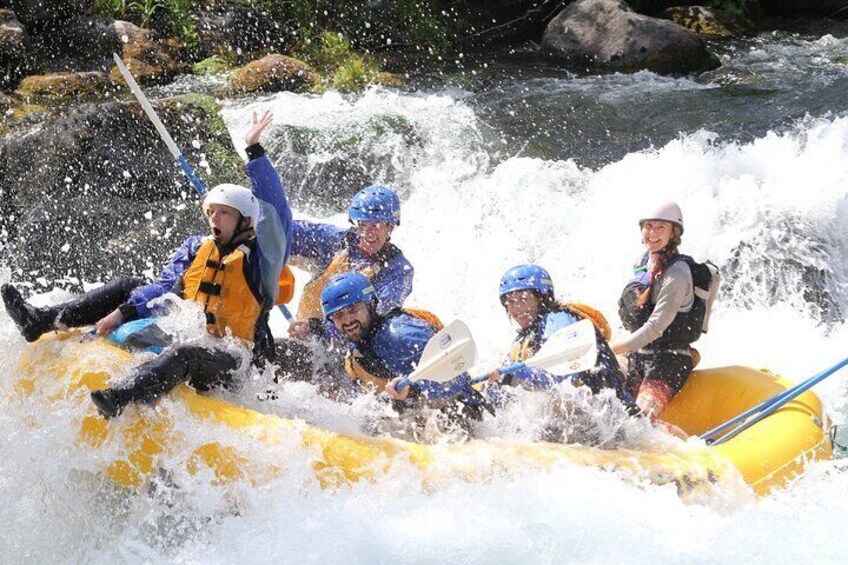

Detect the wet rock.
xmin=0 ymin=95 xmax=244 ymax=285
xmin=33 ymin=15 xmax=119 ymax=73
xmin=16 ymin=71 xmax=114 ymax=100
xmin=230 ymin=54 xmax=316 ymax=93
xmin=541 ymin=0 xmax=720 ymax=75
xmin=268 ymin=115 xmax=423 ymax=213
xmin=2 ymin=0 xmax=85 ymax=28
xmin=722 ymin=213 xmax=845 ymax=326
xmin=194 ymin=0 xmax=291 ymax=58
xmin=0 ymin=9 xmax=28 ymax=54
xmin=110 ymin=20 xmax=186 ymax=86
xmin=660 ymin=6 xmax=755 ymax=37
xmin=0 ymin=9 xmax=30 ymax=90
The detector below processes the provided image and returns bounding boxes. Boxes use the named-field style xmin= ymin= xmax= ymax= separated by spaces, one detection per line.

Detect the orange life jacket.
xmin=508 ymin=301 xmax=610 ymax=362
xmin=297 ymin=234 xmax=401 ymax=319
xmin=344 ymin=308 xmax=443 ymax=392
xmin=182 ymin=237 xmax=295 ymax=342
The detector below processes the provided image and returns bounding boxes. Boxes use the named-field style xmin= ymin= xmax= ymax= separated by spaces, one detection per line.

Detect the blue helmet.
xmin=321 ymin=272 xmax=377 ymax=319
xmin=499 ymin=264 xmax=555 ymax=302
xmin=349 ymin=185 xmax=401 ymax=226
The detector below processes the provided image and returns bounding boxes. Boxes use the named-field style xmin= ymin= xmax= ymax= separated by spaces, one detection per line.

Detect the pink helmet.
xmin=639 ymin=201 xmax=683 ymax=234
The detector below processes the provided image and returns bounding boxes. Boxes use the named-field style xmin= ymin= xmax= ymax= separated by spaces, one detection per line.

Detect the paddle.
xmin=113 ymin=53 xmax=206 ymax=195
xmin=703 ymin=355 xmax=848 ymax=446
xmin=394 ymin=320 xmax=478 ymax=391
xmin=469 ymin=318 xmax=598 ymax=386
xmin=112 ymin=53 xmax=294 ymax=321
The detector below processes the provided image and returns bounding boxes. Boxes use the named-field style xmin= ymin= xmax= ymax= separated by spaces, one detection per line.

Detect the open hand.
xmin=245 ymin=110 xmax=273 ymax=147
xmin=95 ymin=308 xmax=125 ymax=336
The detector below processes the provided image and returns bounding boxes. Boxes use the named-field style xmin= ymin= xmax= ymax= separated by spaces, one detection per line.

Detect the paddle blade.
xmin=406 ymin=320 xmax=477 ymax=384
xmin=524 ymin=318 xmax=598 ymax=376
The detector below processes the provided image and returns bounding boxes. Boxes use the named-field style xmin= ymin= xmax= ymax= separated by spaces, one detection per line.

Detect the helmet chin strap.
xmin=217 ymin=214 xmax=254 ymax=250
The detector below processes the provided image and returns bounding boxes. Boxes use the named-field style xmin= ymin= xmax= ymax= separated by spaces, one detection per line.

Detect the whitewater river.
xmin=2 ymin=25 xmax=848 ymax=563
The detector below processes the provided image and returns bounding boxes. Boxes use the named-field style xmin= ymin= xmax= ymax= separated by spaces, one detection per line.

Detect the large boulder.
xmin=110 ymin=20 xmax=186 ymax=86
xmin=0 ymin=95 xmax=244 ymax=286
xmin=230 ymin=54 xmax=316 ymax=94
xmin=32 ymin=16 xmax=119 ymax=73
xmin=541 ymin=0 xmax=720 ymax=74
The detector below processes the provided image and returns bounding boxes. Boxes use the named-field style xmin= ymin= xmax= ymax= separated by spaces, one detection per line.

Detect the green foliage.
xmin=166 ymin=0 xmax=199 ymax=47
xmin=192 ymin=55 xmax=234 ymax=76
xmin=297 ymin=31 xmax=384 ymax=93
xmin=129 ymin=0 xmax=164 ymax=28
xmin=94 ymin=0 xmax=129 ymax=18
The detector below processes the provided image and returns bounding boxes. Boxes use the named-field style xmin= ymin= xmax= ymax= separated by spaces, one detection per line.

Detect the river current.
xmin=1 ymin=24 xmax=848 ymax=563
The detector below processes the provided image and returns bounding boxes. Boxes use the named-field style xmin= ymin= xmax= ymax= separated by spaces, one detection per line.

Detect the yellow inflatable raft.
xmin=10 ymin=333 xmax=832 ymax=498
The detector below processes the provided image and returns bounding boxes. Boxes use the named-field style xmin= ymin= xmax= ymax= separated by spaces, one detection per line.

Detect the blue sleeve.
xmin=372 ymin=315 xmax=474 ymax=402
xmin=291 ymin=220 xmax=347 ymax=267
xmin=373 ymin=254 xmax=414 ymax=316
xmin=413 ymin=372 xmax=476 ymax=401
xmin=246 ymin=155 xmax=292 ymax=263
xmin=126 ymin=236 xmax=203 ymax=319
xmin=246 ymin=155 xmax=292 ymax=307
xmin=374 ymin=315 xmax=434 ymax=377
xmin=509 ymin=364 xmax=569 ymax=388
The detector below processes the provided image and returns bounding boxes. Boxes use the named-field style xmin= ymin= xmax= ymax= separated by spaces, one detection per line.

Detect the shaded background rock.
xmin=541 ymin=0 xmax=720 ymax=74
xmin=264 ymin=115 xmax=424 ymax=215
xmin=0 ymin=9 xmax=30 ymax=90
xmin=0 ymin=94 xmax=244 ymax=286
xmin=722 ymin=213 xmax=846 ymax=326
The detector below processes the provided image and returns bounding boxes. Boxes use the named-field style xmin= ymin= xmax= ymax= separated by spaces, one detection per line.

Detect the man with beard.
xmin=273 ymin=185 xmax=413 ymax=386
xmin=320 ymin=271 xmax=484 ymax=423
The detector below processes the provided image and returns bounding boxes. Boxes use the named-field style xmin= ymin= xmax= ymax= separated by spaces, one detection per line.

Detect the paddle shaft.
xmin=113 ymin=54 xmax=293 ymax=322
xmin=113 ymin=54 xmax=206 ymax=195
xmin=707 ymin=356 xmax=848 ymax=446
xmin=469 ymin=361 xmax=527 ymax=385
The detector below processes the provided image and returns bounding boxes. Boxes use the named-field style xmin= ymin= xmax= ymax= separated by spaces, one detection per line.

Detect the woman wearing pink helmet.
xmin=611 ymin=201 xmax=711 ymax=422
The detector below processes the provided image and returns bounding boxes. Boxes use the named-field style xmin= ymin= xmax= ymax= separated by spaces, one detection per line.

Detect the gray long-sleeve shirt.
xmin=619 ymin=260 xmax=694 ymax=353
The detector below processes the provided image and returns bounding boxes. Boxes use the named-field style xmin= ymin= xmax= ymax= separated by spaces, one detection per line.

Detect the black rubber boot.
xmin=90 ymin=389 xmax=122 ymax=419
xmin=1 ymin=284 xmax=57 ymax=342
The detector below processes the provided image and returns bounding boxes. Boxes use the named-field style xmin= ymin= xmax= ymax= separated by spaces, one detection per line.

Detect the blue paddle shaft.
xmin=178 ymin=154 xmax=206 ymax=195
xmin=470 ymin=361 xmax=525 ymax=385
xmin=707 ymin=356 xmax=848 ymax=446
xmin=278 ymin=305 xmax=293 ymax=320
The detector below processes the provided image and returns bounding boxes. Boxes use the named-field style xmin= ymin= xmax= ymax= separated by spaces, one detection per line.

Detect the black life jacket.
xmin=618 ymin=253 xmax=716 ymax=349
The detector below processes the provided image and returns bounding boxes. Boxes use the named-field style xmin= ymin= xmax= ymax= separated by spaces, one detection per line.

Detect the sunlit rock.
xmin=230 ymin=54 xmax=316 ymax=94
xmin=16 ymin=71 xmax=114 ymax=100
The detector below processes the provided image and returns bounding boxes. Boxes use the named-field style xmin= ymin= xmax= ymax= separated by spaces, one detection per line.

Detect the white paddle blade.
xmin=524 ymin=318 xmax=598 ymax=376
xmin=407 ymin=320 xmax=477 ymax=383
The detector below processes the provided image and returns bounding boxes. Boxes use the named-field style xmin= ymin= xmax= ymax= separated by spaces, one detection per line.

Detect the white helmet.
xmin=203 ymin=184 xmax=260 ymax=224
xmin=639 ymin=201 xmax=683 ymax=234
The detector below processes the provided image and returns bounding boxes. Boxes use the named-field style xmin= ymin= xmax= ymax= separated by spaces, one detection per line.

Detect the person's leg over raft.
xmin=88 ymin=109 xmax=295 ymax=419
